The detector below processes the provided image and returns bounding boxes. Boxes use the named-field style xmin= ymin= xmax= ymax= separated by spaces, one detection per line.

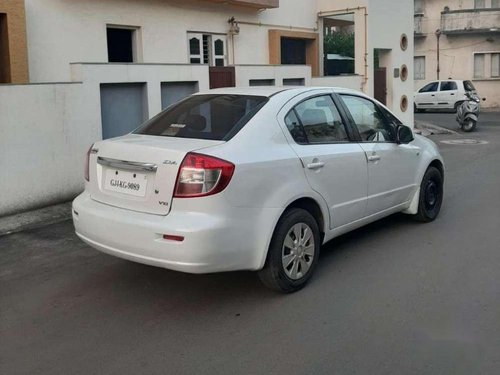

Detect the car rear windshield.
xmin=134 ymin=94 xmax=269 ymax=141
xmin=464 ymin=80 xmax=476 ymax=92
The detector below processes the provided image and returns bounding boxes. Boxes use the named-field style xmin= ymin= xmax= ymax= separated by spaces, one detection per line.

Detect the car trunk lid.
xmin=88 ymin=134 xmax=224 ymax=215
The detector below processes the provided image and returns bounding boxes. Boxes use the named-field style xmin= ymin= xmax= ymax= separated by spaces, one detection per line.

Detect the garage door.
xmin=100 ymin=83 xmax=146 ymax=139
xmin=161 ymin=81 xmax=199 ymax=109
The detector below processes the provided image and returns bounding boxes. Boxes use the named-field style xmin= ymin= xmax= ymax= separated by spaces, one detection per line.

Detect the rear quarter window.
xmin=464 ymin=80 xmax=476 ymax=92
xmin=135 ymin=95 xmax=268 ymax=141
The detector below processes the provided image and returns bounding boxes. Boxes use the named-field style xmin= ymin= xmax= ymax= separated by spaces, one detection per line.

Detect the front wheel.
xmin=462 ymin=119 xmax=477 ymax=132
xmin=413 ymin=166 xmax=444 ymax=223
xmin=258 ymin=208 xmax=321 ymax=293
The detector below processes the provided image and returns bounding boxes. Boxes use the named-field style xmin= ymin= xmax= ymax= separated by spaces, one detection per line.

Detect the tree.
xmin=323 ymin=31 xmax=355 ymax=58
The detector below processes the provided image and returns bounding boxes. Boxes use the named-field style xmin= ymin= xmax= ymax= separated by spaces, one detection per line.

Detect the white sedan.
xmin=73 ymin=87 xmax=444 ymax=293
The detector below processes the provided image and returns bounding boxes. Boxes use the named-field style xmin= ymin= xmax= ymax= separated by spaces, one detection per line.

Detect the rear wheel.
xmin=454 ymin=101 xmax=463 ymax=113
xmin=413 ymin=166 xmax=443 ymax=223
xmin=414 ymin=104 xmax=423 ymax=113
xmin=258 ymin=208 xmax=320 ymax=293
xmin=462 ymin=119 xmax=477 ymax=132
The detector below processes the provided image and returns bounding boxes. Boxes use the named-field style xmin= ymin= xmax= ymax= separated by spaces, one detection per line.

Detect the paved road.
xmin=2 ymin=114 xmax=500 ymax=374
xmin=416 ymin=110 xmax=499 ymax=133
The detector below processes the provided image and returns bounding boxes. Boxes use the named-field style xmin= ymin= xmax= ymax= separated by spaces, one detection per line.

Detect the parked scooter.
xmin=456 ymin=93 xmax=486 ymax=132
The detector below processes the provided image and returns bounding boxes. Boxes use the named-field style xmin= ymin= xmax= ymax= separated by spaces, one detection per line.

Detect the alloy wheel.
xmin=281 ymin=223 xmax=315 ymax=280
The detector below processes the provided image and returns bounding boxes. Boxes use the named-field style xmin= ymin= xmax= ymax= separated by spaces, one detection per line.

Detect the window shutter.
xmin=474 ymin=0 xmax=485 ymax=8
xmin=474 ymin=54 xmax=485 ymax=78
xmin=212 ymin=38 xmax=227 ymax=67
xmin=492 ymin=54 xmax=500 ymax=77
xmin=414 ymin=56 xmax=425 ymax=80
xmin=188 ymin=33 xmax=203 ymax=64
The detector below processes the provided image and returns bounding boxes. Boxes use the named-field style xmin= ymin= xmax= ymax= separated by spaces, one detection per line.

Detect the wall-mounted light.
xmin=228 ymin=17 xmax=240 ymax=35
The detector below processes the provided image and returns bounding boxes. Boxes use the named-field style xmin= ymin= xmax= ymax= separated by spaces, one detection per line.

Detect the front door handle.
xmin=367 ymin=155 xmax=381 ymax=163
xmin=307 ymin=162 xmax=325 ymax=170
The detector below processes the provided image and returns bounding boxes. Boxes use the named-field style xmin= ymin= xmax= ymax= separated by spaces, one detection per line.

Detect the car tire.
xmin=258 ymin=208 xmax=321 ymax=293
xmin=454 ymin=101 xmax=462 ymax=113
xmin=413 ymin=166 xmax=443 ymax=223
xmin=414 ymin=104 xmax=424 ymax=113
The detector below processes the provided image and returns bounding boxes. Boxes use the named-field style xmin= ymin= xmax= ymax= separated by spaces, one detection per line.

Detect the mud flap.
xmin=402 ymin=187 xmax=420 ymax=215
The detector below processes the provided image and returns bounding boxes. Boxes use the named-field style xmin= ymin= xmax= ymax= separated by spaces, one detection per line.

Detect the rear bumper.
xmin=72 ymin=192 xmax=279 ymax=274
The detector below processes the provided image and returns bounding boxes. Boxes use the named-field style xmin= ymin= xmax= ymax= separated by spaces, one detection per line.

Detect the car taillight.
xmin=84 ymin=144 xmax=93 ymax=182
xmin=174 ymin=152 xmax=235 ymax=198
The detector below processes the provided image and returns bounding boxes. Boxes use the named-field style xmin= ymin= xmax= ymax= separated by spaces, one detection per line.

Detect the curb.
xmin=0 ymin=202 xmax=72 ymax=237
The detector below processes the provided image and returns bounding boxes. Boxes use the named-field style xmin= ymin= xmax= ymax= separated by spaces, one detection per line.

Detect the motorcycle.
xmin=456 ymin=93 xmax=486 ymax=132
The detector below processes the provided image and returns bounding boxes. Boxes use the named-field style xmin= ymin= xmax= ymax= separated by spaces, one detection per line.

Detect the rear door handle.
xmin=367 ymin=155 xmax=381 ymax=162
xmin=307 ymin=162 xmax=325 ymax=170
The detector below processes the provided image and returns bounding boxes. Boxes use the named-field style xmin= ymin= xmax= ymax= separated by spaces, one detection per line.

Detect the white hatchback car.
xmin=73 ymin=87 xmax=444 ymax=292
xmin=414 ymin=79 xmax=477 ymax=112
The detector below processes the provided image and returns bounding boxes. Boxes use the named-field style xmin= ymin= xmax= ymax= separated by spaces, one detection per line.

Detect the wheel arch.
xmin=257 ymin=195 xmax=329 ymax=270
xmin=429 ymin=159 xmax=445 ymax=181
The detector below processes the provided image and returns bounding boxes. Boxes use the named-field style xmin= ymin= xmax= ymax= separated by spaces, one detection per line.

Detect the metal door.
xmin=374 ymin=67 xmax=387 ymax=105
xmin=100 ymin=83 xmax=146 ymax=139
xmin=161 ymin=81 xmax=199 ymax=109
xmin=209 ymin=66 xmax=235 ymax=89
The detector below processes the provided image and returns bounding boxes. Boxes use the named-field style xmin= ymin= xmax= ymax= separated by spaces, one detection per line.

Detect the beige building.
xmin=1 ymin=0 xmax=414 ymax=216
xmin=414 ymin=0 xmax=500 ymax=107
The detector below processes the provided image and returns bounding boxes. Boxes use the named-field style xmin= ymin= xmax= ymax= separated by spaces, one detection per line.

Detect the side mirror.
xmin=396 ymin=125 xmax=414 ymax=144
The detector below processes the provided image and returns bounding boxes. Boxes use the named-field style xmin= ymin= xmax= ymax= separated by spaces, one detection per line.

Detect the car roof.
xmin=196 ymin=86 xmax=363 ymax=98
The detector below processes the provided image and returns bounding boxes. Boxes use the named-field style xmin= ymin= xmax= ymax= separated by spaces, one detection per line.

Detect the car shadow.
xmin=78 ymin=213 xmax=418 ymax=304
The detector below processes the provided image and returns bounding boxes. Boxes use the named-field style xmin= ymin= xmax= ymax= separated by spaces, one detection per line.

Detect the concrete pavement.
xmin=1 ymin=113 xmax=500 ymax=374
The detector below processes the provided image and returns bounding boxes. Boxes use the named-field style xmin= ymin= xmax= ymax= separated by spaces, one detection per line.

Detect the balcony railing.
xmin=414 ymin=14 xmax=425 ymax=36
xmin=199 ymin=0 xmax=279 ymax=8
xmin=441 ymin=8 xmax=500 ymax=34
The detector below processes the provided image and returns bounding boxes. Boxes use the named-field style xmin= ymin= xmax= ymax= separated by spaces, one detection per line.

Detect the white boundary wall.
xmin=0 ymin=83 xmax=93 ymax=216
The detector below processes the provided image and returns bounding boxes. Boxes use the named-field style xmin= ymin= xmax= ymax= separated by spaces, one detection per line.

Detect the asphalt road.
xmin=2 ymin=114 xmax=500 ymax=375
xmin=416 ymin=110 xmax=499 ymax=133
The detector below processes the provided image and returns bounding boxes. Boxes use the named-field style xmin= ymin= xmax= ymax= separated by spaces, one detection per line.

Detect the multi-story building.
xmin=0 ymin=0 xmax=414 ymax=216
xmin=414 ymin=0 xmax=500 ymax=107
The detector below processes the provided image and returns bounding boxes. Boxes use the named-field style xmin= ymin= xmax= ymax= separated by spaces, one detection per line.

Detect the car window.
xmin=440 ymin=81 xmax=458 ymax=91
xmin=286 ymin=95 xmax=349 ymax=144
xmin=135 ymin=95 xmax=268 ymax=141
xmin=284 ymin=110 xmax=308 ymax=145
xmin=379 ymin=106 xmax=403 ymax=127
xmin=419 ymin=82 xmax=439 ymax=93
xmin=341 ymin=95 xmax=396 ymax=142
xmin=464 ymin=80 xmax=476 ymax=92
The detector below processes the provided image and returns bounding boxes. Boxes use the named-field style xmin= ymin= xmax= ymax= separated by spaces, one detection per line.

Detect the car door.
xmin=437 ymin=81 xmax=459 ymax=109
xmin=415 ymin=81 xmax=439 ymax=109
xmin=278 ymin=92 xmax=368 ymax=229
xmin=339 ymin=94 xmax=422 ymax=216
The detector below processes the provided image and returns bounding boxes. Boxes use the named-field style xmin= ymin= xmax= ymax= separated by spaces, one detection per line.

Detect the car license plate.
xmin=104 ymin=169 xmax=148 ymax=197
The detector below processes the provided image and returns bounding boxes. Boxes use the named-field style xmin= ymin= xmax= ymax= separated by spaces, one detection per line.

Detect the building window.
xmin=187 ymin=32 xmax=226 ymax=66
xmin=474 ymin=54 xmax=485 ymax=78
xmin=107 ymin=26 xmax=139 ymax=63
xmin=414 ymin=56 xmax=425 ymax=80
xmin=322 ymin=13 xmax=355 ymax=76
xmin=492 ymin=53 xmax=500 ymax=77
xmin=414 ymin=0 xmax=424 ymax=14
xmin=473 ymin=52 xmax=500 ymax=79
xmin=493 ymin=0 xmax=500 ymax=7
xmin=281 ymin=38 xmax=306 ymax=65
xmin=474 ymin=0 xmax=486 ymax=8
